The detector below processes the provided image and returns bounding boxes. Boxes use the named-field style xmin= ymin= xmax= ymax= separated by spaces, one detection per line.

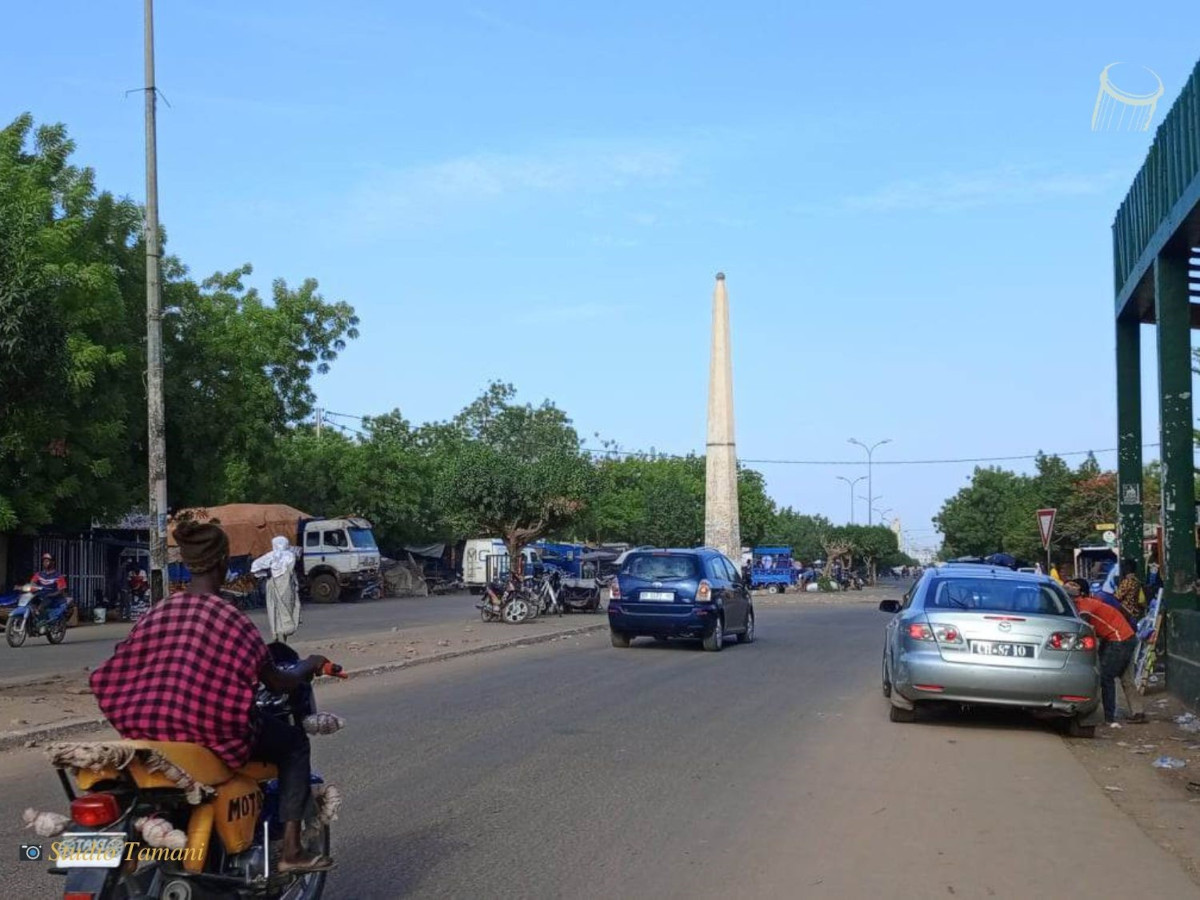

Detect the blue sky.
xmin=5 ymin=1 xmax=1197 ymax=555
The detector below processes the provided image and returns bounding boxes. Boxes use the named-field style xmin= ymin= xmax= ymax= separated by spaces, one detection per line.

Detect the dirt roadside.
xmin=1066 ymin=691 xmax=1200 ymax=885
xmin=0 ymin=613 xmax=607 ymax=750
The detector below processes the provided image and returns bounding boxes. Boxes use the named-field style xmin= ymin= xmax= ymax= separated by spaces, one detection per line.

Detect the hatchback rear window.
xmin=927 ymin=578 xmax=1073 ymax=616
xmin=621 ymin=554 xmax=701 ymax=581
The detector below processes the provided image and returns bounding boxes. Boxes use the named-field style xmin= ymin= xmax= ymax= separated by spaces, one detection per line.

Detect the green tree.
xmin=765 ymin=508 xmax=832 ymax=562
xmin=0 ymin=114 xmax=144 ymax=531
xmin=737 ymin=468 xmax=777 ymax=547
xmin=162 ymin=265 xmax=360 ymax=506
xmin=435 ymin=383 xmax=595 ymax=568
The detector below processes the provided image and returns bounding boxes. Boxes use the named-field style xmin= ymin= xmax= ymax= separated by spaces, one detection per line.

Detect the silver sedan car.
xmin=879 ymin=567 xmax=1103 ymax=736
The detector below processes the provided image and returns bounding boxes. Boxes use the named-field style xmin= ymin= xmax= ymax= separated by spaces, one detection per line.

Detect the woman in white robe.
xmin=251 ymin=536 xmax=301 ymax=642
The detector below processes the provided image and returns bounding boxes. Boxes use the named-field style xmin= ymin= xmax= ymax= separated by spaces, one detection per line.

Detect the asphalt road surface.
xmin=0 ymin=592 xmax=484 ymax=685
xmin=0 ymin=602 xmax=1196 ymax=898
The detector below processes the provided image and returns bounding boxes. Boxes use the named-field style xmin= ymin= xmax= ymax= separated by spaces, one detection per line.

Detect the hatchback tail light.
xmin=696 ymin=580 xmax=712 ymax=603
xmin=907 ymin=623 xmax=935 ymax=641
xmin=70 ymin=793 xmax=121 ymax=827
xmin=931 ymin=624 xmax=963 ymax=645
xmin=1047 ymin=632 xmax=1096 ymax=652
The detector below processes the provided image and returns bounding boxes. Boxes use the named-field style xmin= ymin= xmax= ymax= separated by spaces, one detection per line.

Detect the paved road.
xmin=0 ymin=592 xmax=485 ymax=685
xmin=0 ymin=602 xmax=1196 ymax=898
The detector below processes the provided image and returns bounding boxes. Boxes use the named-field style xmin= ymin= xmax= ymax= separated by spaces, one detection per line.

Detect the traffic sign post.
xmin=1037 ymin=508 xmax=1057 ymax=573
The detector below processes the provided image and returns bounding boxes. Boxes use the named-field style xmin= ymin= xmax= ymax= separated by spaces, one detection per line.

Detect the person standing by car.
xmin=1071 ymin=578 xmax=1138 ymax=724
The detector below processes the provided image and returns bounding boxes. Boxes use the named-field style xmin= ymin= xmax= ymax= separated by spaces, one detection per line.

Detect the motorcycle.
xmin=6 ymin=584 xmax=73 ymax=648
xmin=477 ymin=573 xmax=532 ymax=624
xmin=40 ymin=645 xmax=346 ymax=899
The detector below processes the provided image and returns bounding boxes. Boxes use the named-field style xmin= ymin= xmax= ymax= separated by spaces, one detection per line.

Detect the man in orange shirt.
xmin=1070 ymin=578 xmax=1136 ymax=724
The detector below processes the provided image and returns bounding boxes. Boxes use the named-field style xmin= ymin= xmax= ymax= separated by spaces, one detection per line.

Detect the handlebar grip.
xmin=320 ymin=661 xmax=348 ymax=679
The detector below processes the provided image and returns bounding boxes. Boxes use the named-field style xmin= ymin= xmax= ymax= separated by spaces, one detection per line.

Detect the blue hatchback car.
xmin=608 ymin=548 xmax=755 ymax=651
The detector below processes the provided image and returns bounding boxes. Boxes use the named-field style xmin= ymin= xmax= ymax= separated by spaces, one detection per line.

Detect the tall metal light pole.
xmin=836 ymin=475 xmax=866 ymax=524
xmin=849 ymin=438 xmax=890 ymax=526
xmin=144 ymin=0 xmax=169 ymax=602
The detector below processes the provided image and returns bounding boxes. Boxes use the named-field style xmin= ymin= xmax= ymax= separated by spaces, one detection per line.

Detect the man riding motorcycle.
xmin=89 ymin=520 xmax=335 ymax=874
xmin=26 ymin=552 xmax=67 ymax=623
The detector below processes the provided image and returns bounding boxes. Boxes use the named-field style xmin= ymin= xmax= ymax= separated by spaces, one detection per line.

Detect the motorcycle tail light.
xmin=71 ymin=793 xmax=121 ymax=827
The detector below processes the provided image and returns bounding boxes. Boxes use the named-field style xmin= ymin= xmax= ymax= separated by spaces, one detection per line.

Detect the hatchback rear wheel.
xmin=702 ymin=617 xmax=724 ymax=652
xmin=889 ymin=703 xmax=917 ymax=723
xmin=610 ymin=630 xmax=631 ymax=648
xmin=1066 ymin=717 xmax=1096 ymax=739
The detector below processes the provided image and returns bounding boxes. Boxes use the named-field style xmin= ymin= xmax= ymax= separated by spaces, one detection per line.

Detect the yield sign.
xmin=1037 ymin=508 xmax=1056 ymax=549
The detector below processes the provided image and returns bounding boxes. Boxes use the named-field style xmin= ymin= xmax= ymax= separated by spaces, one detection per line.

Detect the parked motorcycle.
xmin=477 ymin=573 xmax=532 ymax=624
xmin=6 ymin=584 xmax=73 ymax=648
xmin=40 ymin=645 xmax=345 ymax=899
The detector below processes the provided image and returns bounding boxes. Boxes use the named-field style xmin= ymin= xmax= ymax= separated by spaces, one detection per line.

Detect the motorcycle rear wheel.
xmin=5 ymin=615 xmax=27 ymax=648
xmin=501 ymin=598 xmax=530 ymax=624
xmin=46 ymin=618 xmax=67 ymax=644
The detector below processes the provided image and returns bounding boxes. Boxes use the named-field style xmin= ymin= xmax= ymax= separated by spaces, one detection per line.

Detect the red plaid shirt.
xmin=90 ymin=592 xmax=270 ymax=768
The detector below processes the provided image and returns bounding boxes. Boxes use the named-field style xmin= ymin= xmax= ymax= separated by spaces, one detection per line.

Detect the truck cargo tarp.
xmin=403 ymin=543 xmax=446 ymax=559
xmin=167 ymin=504 xmax=311 ymax=562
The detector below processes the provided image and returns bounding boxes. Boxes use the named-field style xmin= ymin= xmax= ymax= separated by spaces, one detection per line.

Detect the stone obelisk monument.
xmin=704 ymin=272 xmax=741 ymax=561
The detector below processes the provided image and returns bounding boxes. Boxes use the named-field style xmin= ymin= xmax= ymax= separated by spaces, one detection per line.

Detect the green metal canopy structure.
xmin=1113 ymin=60 xmax=1200 ymax=702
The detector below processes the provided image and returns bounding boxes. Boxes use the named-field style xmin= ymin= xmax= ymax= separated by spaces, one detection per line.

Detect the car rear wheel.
xmin=737 ymin=611 xmax=755 ymax=644
xmin=889 ymin=703 xmax=917 ymax=723
xmin=702 ymin=617 xmax=724 ymax=652
xmin=610 ymin=630 xmax=631 ymax=648
xmin=1066 ymin=717 xmax=1096 ymax=739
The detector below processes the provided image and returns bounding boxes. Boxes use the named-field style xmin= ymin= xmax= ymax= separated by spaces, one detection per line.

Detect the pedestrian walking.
xmin=252 ymin=535 xmax=301 ymax=643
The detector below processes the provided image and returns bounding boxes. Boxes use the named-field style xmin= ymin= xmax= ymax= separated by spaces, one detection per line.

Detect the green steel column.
xmin=1115 ymin=315 xmax=1144 ymax=573
xmin=1154 ymin=252 xmax=1198 ymax=608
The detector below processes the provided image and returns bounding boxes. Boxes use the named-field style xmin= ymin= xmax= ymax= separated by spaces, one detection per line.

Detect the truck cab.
xmin=298 ymin=516 xmax=381 ymax=603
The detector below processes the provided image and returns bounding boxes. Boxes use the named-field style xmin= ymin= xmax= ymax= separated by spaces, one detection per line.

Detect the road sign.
xmin=1037 ymin=508 xmax=1057 ymax=549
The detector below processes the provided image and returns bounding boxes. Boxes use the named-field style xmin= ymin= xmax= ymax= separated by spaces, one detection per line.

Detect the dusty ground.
xmin=1067 ymin=689 xmax=1200 ymax=884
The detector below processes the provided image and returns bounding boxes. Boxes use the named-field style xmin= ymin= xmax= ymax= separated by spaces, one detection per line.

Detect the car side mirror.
xmin=878 ymin=599 xmax=901 ymax=614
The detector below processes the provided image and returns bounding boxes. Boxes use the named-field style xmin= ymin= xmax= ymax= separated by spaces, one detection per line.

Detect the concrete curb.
xmin=0 ymin=621 xmax=608 ymax=753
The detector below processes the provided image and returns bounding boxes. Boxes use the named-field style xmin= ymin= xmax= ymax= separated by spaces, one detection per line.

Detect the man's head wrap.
xmin=174 ymin=520 xmax=229 ymax=575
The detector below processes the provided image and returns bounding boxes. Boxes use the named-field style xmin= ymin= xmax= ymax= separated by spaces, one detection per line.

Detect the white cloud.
xmin=346 ymin=143 xmax=683 ymax=232
xmin=840 ymin=165 xmax=1123 ymax=213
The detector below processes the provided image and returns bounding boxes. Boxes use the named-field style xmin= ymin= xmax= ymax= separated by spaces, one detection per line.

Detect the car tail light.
xmin=907 ymin=623 xmax=935 ymax=641
xmin=1047 ymin=632 xmax=1096 ymax=652
xmin=64 ymin=894 xmax=97 ymax=900
xmin=913 ymin=684 xmax=945 ymax=692
xmin=696 ymin=580 xmax=712 ymax=603
xmin=1060 ymin=695 xmax=1091 ymax=703
xmin=932 ymin=624 xmax=963 ymax=645
xmin=609 ymin=580 xmax=621 ymax=600
xmin=70 ymin=793 xmax=121 ymax=827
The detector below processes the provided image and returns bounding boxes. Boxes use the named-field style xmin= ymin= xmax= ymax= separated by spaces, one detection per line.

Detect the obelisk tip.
xmin=715 ymin=271 xmax=725 ymax=281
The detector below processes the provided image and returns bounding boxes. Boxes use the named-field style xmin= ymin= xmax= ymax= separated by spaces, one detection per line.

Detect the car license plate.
xmin=51 ymin=832 xmax=126 ymax=868
xmin=640 ymin=591 xmax=674 ymax=601
xmin=969 ymin=641 xmax=1035 ymax=658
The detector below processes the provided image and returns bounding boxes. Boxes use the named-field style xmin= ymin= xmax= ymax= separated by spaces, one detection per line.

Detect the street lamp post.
xmin=836 ymin=475 xmax=866 ymax=524
xmin=849 ymin=438 xmax=891 ymax=526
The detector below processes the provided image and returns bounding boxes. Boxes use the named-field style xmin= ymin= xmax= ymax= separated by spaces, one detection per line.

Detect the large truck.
xmin=168 ymin=504 xmax=381 ymax=604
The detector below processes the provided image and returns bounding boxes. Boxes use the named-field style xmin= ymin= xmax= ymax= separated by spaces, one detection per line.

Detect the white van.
xmin=462 ymin=539 xmax=542 ymax=591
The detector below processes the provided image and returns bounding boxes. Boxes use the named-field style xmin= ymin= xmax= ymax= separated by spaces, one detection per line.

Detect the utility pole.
xmin=836 ymin=475 xmax=866 ymax=524
xmin=849 ymin=438 xmax=890 ymax=526
xmin=144 ymin=0 xmax=169 ymax=602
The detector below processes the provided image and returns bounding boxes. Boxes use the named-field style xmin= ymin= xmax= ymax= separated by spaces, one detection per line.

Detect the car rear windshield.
xmin=926 ymin=578 xmax=1074 ymax=616
xmin=621 ymin=554 xmax=701 ymax=581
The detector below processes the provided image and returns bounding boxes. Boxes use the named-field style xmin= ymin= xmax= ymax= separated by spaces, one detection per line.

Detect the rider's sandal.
xmin=278 ymin=854 xmax=336 ymax=874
